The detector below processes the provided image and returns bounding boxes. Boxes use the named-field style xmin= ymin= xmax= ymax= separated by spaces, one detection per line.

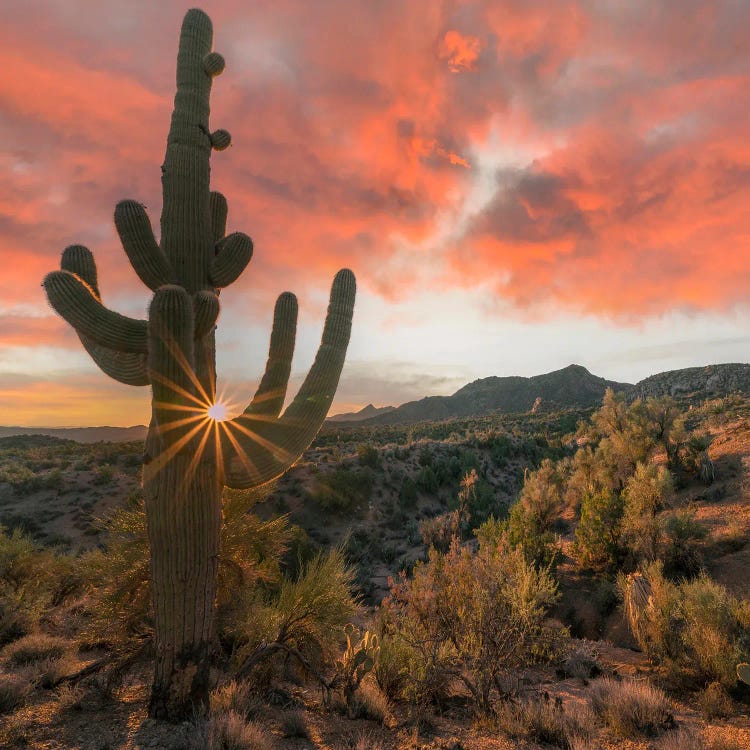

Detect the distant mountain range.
xmin=2 ymin=363 xmax=749 ymax=441
xmin=0 ymin=425 xmax=148 ymax=444
xmin=327 ymin=404 xmax=396 ymax=423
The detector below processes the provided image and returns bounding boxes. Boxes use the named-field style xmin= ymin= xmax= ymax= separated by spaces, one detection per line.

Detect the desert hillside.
xmin=1 ymin=391 xmax=750 ymax=749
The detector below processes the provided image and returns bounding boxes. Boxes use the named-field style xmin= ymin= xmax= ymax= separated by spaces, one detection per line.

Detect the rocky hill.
xmin=633 ymin=363 xmax=750 ymax=400
xmin=359 ymin=364 xmax=631 ymax=425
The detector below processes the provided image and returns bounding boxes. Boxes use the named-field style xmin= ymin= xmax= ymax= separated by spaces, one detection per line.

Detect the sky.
xmin=1 ymin=0 xmax=750 ymax=426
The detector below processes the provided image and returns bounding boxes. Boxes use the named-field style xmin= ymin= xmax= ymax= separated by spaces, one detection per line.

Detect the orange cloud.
xmin=439 ymin=30 xmax=482 ymax=73
xmin=1 ymin=0 xmax=749 ymax=382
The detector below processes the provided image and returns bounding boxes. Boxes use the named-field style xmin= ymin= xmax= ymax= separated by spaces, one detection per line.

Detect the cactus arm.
xmin=115 ymin=200 xmax=174 ymax=290
xmin=160 ymin=8 xmax=226 ymax=292
xmin=58 ymin=244 xmax=149 ymax=386
xmin=44 ymin=270 xmax=148 ymax=354
xmin=81 ymin=341 xmax=150 ymax=386
xmin=194 ymin=290 xmax=220 ymax=338
xmin=244 ymin=291 xmax=298 ymax=418
xmin=210 ymin=232 xmax=253 ymax=289
xmin=222 ymin=269 xmax=355 ymax=489
xmin=210 ymin=191 xmax=227 ymax=242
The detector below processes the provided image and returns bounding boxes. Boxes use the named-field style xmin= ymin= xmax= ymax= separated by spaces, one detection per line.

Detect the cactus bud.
xmin=203 ymin=52 xmax=225 ymax=76
xmin=210 ymin=129 xmax=231 ymax=151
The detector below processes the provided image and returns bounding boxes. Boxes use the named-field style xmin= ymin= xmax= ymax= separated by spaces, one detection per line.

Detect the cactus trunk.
xmin=145 ymin=452 xmax=222 ymax=717
xmin=43 ymin=8 xmax=355 ymax=722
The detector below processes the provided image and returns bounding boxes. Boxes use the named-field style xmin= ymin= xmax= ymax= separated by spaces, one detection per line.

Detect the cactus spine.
xmin=42 ymin=9 xmax=355 ymax=720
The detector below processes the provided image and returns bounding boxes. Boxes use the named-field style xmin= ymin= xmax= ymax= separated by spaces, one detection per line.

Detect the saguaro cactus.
xmin=43 ymin=9 xmax=355 ymax=720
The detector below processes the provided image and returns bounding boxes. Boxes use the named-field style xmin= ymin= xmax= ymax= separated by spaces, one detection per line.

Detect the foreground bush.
xmin=620 ymin=564 xmax=750 ymax=686
xmin=588 ymin=677 xmax=674 ymax=737
xmin=0 ymin=527 xmax=83 ymax=645
xmin=81 ymin=492 xmax=360 ymax=687
xmin=379 ymin=533 xmax=563 ymax=713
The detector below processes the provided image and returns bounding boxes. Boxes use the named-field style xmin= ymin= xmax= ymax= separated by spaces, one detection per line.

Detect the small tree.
xmin=574 ymin=490 xmax=624 ymax=572
xmin=620 ymin=463 xmax=673 ymax=565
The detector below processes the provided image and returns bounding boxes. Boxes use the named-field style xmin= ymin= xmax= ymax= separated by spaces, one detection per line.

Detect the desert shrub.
xmin=618 ymin=564 xmax=682 ymax=660
xmin=558 ymin=640 xmax=602 ymax=682
xmin=84 ymin=488 xmax=292 ymax=649
xmin=373 ymin=629 xmax=412 ymax=700
xmin=588 ymin=677 xmax=673 ymax=737
xmin=658 ymin=729 xmax=705 ymax=750
xmin=280 ymin=709 xmax=309 ymax=738
xmin=33 ymin=654 xmax=77 ymax=688
xmin=211 ymin=681 xmax=260 ymax=720
xmin=312 ymin=467 xmax=373 ymax=512
xmin=621 ymin=566 xmax=750 ymax=687
xmin=679 ymin=574 xmax=750 ymax=686
xmin=565 ymin=446 xmax=613 ymax=513
xmin=416 ymin=465 xmax=439 ymax=494
xmin=0 ymin=672 xmax=33 ymax=714
xmin=3 ymin=633 xmax=67 ymax=666
xmin=92 ymin=464 xmax=115 ymax=485
xmin=504 ymin=500 xmax=560 ymax=568
xmin=349 ymin=678 xmax=390 ymax=723
xmin=698 ymin=681 xmax=733 ymax=720
xmin=679 ymin=433 xmax=714 ymax=481
xmin=659 ymin=730 xmax=745 ymax=750
xmin=620 ymin=463 xmax=673 ymax=565
xmin=660 ymin=510 xmax=707 ymax=578
xmin=352 ymin=731 xmax=385 ymax=750
xmin=574 ymin=490 xmax=623 ymax=572
xmin=398 ymin=476 xmax=418 ymax=509
xmin=491 ymin=696 xmax=595 ymax=748
xmin=226 ymin=546 xmax=361 ymax=679
xmin=488 ymin=458 xmax=563 ymax=567
xmin=206 ymin=711 xmax=274 ymax=750
xmin=357 ymin=444 xmax=380 ymax=470
xmin=0 ymin=527 xmax=83 ymax=644
xmin=523 ymin=697 xmax=596 ymax=748
xmin=380 ymin=534 xmax=563 ymax=714
xmin=53 ymin=683 xmax=84 ymax=713
xmin=419 ymin=511 xmax=460 ymax=553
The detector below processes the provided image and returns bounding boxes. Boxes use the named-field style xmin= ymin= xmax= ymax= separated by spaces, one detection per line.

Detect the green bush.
xmin=620 ymin=463 xmax=673 ymax=565
xmin=619 ymin=564 xmax=750 ymax=686
xmin=379 ymin=534 xmax=563 ymax=714
xmin=574 ymin=490 xmax=624 ymax=572
xmin=357 ymin=444 xmax=380 ymax=470
xmin=312 ymin=468 xmax=373 ymax=513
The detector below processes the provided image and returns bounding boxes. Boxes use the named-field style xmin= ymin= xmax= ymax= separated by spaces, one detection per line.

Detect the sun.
xmin=207 ymin=401 xmax=228 ymax=421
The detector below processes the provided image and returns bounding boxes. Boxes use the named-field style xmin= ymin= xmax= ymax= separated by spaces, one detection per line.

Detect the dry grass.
xmin=353 ymin=731 xmax=385 ymax=750
xmin=54 ymin=683 xmax=85 ymax=711
xmin=210 ymin=680 xmax=261 ymax=719
xmin=3 ymin=633 xmax=68 ymax=666
xmin=698 ymin=681 xmax=734 ymax=720
xmin=206 ymin=710 xmax=275 ymax=750
xmin=0 ymin=671 xmax=34 ymax=714
xmin=33 ymin=654 xmax=77 ymax=688
xmin=350 ymin=678 xmax=391 ymax=723
xmin=280 ymin=708 xmax=309 ymax=738
xmin=488 ymin=695 xmax=596 ymax=748
xmin=588 ymin=676 xmax=674 ymax=738
xmin=656 ymin=728 xmax=745 ymax=750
